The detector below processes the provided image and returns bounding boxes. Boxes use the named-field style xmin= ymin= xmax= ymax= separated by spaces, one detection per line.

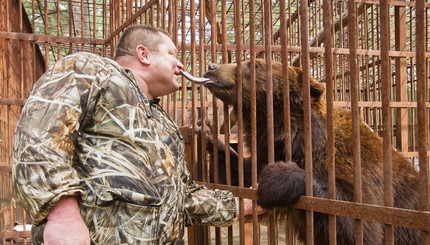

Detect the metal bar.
xmin=323 ymin=0 xmax=336 ymax=244
xmin=0 ymin=231 xmax=31 ymax=239
xmin=171 ymin=0 xmax=178 ymax=123
xmin=233 ymin=0 xmax=246 ymax=243
xmin=347 ymin=0 xmax=363 ymax=244
xmin=338 ymin=0 xmax=430 ymax=8
xmin=279 ymin=0 xmax=296 ymax=243
xmin=104 ymin=0 xmax=159 ymax=44
xmin=209 ymin=0 xmax=219 ymax=182
xmin=152 ymin=100 xmax=430 ymax=109
xmin=380 ymin=0 xmax=394 ymax=243
xmin=177 ymin=43 xmax=430 ymax=58
xmin=394 ymin=6 xmax=408 ymax=152
xmin=415 ymin=0 xmax=430 ymax=244
xmin=219 ymin=1 xmax=233 ymax=242
xmin=202 ymin=183 xmax=430 ymax=232
xmin=248 ymin=0 xmax=260 ymax=242
xmin=300 ymin=0 xmax=314 ymax=243
xmin=0 ymin=31 xmax=104 ymax=45
xmin=293 ymin=197 xmax=430 ymax=232
xmin=198 ymin=0 xmax=207 ymax=184
xmin=0 ymin=165 xmax=12 ymax=173
xmin=180 ymin=0 xmax=186 ymax=126
xmin=190 ymin=0 xmax=198 ymax=183
xmin=263 ymin=0 xmax=278 ymax=243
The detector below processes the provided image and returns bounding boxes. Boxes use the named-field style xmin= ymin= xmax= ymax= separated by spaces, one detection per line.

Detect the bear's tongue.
xmin=180 ymin=70 xmax=211 ymax=84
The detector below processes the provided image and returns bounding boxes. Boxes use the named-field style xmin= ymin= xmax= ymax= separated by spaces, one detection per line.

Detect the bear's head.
xmin=202 ymin=59 xmax=326 ymax=114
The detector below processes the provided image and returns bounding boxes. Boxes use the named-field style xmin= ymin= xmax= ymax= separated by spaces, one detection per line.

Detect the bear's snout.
xmin=208 ymin=63 xmax=219 ymax=71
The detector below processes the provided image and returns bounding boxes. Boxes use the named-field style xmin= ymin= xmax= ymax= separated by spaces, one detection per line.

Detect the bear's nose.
xmin=208 ymin=63 xmax=218 ymax=71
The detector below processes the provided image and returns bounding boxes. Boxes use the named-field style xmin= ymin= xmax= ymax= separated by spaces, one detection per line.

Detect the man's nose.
xmin=208 ymin=63 xmax=218 ymax=71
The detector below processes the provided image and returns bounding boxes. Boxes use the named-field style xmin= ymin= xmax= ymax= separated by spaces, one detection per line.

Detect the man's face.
xmin=146 ymin=34 xmax=184 ymax=98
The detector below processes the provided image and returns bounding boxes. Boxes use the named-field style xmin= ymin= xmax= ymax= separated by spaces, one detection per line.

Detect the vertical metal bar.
xmin=56 ymin=0 xmax=61 ymax=60
xmin=69 ymin=0 xmax=73 ymax=54
xmin=263 ymin=0 xmax=278 ymax=243
xmin=31 ymin=0 xmax=35 ymax=29
xmin=93 ymin=0 xmax=97 ymax=53
xmin=180 ymin=0 xmax=186 ymax=127
xmin=233 ymin=0 xmax=245 ymax=243
xmin=18 ymin=0 xmax=24 ymax=99
xmin=380 ymin=1 xmax=394 ymax=244
xmin=394 ymin=6 xmax=408 ymax=153
xmin=394 ymin=6 xmax=409 ymax=152
xmin=280 ymin=0 xmax=296 ymax=244
xmin=190 ymin=0 xmax=198 ymax=182
xmin=209 ymin=0 xmax=218 ymax=184
xmin=197 ymin=2 xmax=210 ymax=242
xmin=323 ymin=0 xmax=336 ymax=244
xmin=300 ymin=0 xmax=314 ymax=243
xmin=347 ymin=0 xmax=363 ymax=244
xmin=415 ymin=0 xmax=430 ymax=244
xmin=80 ymin=0 xmax=85 ymax=52
xmin=198 ymin=0 xmax=207 ymax=184
xmin=5 ymin=0 xmax=10 ymax=32
xmin=171 ymin=0 xmax=178 ymax=122
xmin=219 ymin=2 xmax=233 ymax=243
xmin=248 ymin=0 xmax=259 ymax=244
xmin=103 ymin=0 xmax=107 ymax=40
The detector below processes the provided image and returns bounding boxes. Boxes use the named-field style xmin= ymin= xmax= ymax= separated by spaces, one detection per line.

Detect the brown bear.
xmin=201 ymin=59 xmax=420 ymax=245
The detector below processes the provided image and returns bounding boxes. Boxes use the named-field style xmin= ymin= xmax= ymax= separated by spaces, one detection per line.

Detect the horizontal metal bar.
xmin=0 ymin=231 xmax=31 ymax=239
xmin=199 ymin=182 xmax=257 ymax=199
xmin=0 ymin=98 xmax=26 ymax=106
xmin=333 ymin=101 xmax=430 ymax=108
xmin=3 ymin=98 xmax=429 ymax=109
xmin=0 ymin=32 xmax=105 ymax=45
xmin=200 ymin=183 xmax=430 ymax=231
xmin=294 ymin=196 xmax=430 ymax=231
xmin=180 ymin=43 xmax=430 ymax=58
xmin=338 ymin=0 xmax=430 ymax=8
xmin=0 ymin=166 xmax=12 ymax=173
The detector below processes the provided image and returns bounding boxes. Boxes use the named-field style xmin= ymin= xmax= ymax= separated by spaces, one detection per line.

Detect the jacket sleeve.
xmin=13 ymin=52 xmax=102 ymax=225
xmin=181 ymin=162 xmax=237 ymax=227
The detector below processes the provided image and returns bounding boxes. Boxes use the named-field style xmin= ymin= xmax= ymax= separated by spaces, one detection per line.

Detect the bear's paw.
xmin=257 ymin=161 xmax=305 ymax=209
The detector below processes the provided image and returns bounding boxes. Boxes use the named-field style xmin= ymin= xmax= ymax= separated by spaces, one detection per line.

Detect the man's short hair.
xmin=115 ymin=25 xmax=170 ymax=59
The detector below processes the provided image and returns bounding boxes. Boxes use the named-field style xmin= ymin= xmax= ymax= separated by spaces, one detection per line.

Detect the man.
xmin=13 ymin=25 xmax=238 ymax=244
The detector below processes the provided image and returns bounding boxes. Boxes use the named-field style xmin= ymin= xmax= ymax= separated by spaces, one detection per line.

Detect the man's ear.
xmin=136 ymin=45 xmax=151 ymax=65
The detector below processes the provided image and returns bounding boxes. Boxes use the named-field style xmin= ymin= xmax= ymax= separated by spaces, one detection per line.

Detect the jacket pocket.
xmin=81 ymin=200 xmax=161 ymax=244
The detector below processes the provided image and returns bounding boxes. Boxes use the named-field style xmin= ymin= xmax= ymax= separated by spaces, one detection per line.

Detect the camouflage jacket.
xmin=13 ymin=52 xmax=236 ymax=244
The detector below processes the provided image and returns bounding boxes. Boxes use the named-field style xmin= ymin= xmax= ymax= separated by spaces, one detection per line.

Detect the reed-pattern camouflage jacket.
xmin=13 ymin=52 xmax=236 ymax=244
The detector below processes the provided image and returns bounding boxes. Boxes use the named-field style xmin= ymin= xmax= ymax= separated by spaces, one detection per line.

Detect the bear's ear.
xmin=310 ymin=80 xmax=326 ymax=99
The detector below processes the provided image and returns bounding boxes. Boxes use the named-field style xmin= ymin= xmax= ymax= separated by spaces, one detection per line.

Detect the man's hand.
xmin=44 ymin=197 xmax=90 ymax=245
xmin=236 ymin=197 xmax=267 ymax=217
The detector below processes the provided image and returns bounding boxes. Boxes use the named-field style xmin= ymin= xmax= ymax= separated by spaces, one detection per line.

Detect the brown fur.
xmin=202 ymin=59 xmax=420 ymax=245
